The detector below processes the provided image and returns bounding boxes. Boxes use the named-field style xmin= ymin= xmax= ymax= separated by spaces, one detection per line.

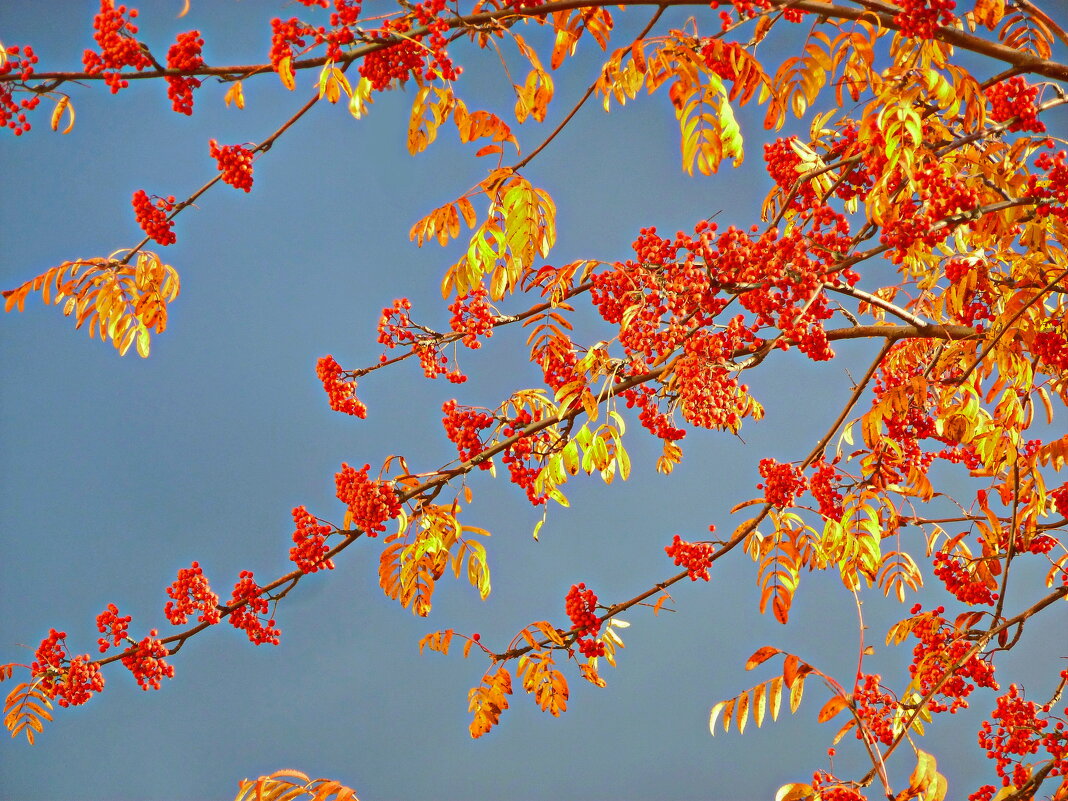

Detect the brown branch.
xmin=951 ymin=266 xmax=1068 ymax=386
xmin=512 ymin=5 xmax=667 ymax=172
xmin=803 ymin=340 xmax=893 ymax=469
xmin=350 ymin=280 xmax=595 ymax=377
xmin=10 ymin=0 xmax=1068 ymax=91
xmin=493 ymin=509 xmax=770 ymax=662
xmin=824 ymin=323 xmax=980 ymax=341
xmin=865 ymin=584 xmax=1068 ymax=782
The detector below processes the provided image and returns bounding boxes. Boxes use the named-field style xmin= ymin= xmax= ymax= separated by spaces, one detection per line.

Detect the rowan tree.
xmin=2 ymin=1 xmax=1068 ymax=799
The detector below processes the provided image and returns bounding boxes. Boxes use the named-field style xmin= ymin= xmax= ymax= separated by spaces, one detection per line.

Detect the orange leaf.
xmin=816 ymin=695 xmax=848 ymax=723
xmin=783 ymin=654 xmax=800 ymax=687
xmin=745 ymin=646 xmax=781 ymax=671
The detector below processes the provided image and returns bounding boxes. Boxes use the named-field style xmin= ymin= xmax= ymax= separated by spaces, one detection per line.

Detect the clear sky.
xmin=1 ymin=3 xmax=1062 ymax=800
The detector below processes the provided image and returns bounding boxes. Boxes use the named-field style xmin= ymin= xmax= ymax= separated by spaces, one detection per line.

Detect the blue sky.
xmin=1 ymin=3 xmax=1063 ymax=800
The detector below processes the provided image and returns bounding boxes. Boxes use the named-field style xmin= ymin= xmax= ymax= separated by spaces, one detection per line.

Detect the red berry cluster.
xmin=591 ymin=209 xmax=856 ymax=440
xmin=765 ymin=136 xmax=870 ymax=226
xmin=1032 ymin=330 xmax=1068 ymax=373
xmin=334 ymin=463 xmax=402 ymax=536
xmin=758 ymin=458 xmax=805 ymax=508
xmin=809 ymin=772 xmax=867 ymax=801
xmin=975 ymin=684 xmax=1064 ymax=787
xmin=379 ymin=298 xmax=465 ymax=380
xmin=893 ymin=0 xmax=957 ymax=39
xmin=417 ymin=0 xmax=461 ymax=83
xmin=132 ymin=190 xmax=176 ymax=246
xmin=729 ymin=215 xmax=849 ymax=359
xmin=96 ymin=603 xmax=132 ymax=653
xmin=674 ymin=326 xmax=757 ymax=431
xmin=121 ymin=630 xmax=175 ymax=691
xmin=501 ymin=410 xmax=551 ymax=505
xmin=449 ymin=285 xmax=495 ymax=349
xmin=598 ymin=224 xmax=833 ymax=434
xmin=359 ymin=23 xmax=426 ymax=90
xmin=442 ymin=399 xmax=495 ymax=468
xmin=290 ymin=505 xmax=335 ymax=573
xmin=944 ymin=258 xmax=996 ymax=327
xmin=933 ymin=549 xmax=998 ymax=606
xmin=907 ymin=604 xmax=998 ymax=713
xmin=1025 ymin=533 xmax=1058 ymax=555
xmin=377 ymin=298 xmax=417 ymax=353
xmin=808 ymin=460 xmax=843 ymax=519
xmin=228 ymin=571 xmax=281 ymax=645
xmin=165 ymin=30 xmax=204 ymax=115
xmin=665 ymin=534 xmax=714 ymax=581
xmin=868 ymin=340 xmax=970 ymax=488
xmin=1027 ymin=147 xmax=1068 ymax=222
xmin=269 ymin=17 xmax=314 ymax=71
xmin=209 ymin=139 xmax=254 ymax=192
xmin=700 ymin=39 xmax=742 ymax=82
xmin=824 ymin=122 xmax=875 ymax=202
xmin=0 ymin=44 xmax=40 ymax=135
xmin=533 ymin=334 xmax=580 ymax=395
xmin=880 ymin=163 xmax=980 ymax=263
xmin=164 ymin=561 xmax=222 ymax=625
xmin=621 ymin=376 xmax=686 ymax=443
xmin=764 ymin=137 xmax=818 ymax=212
xmin=269 ymin=1 xmax=363 ymax=69
xmin=986 ymin=76 xmax=1045 ymax=134
xmin=1053 ymin=484 xmax=1068 ymax=518
xmin=32 ymin=628 xmax=65 ymax=677
xmin=320 ymin=3 xmax=361 ymax=60
xmin=31 ymin=630 xmax=104 ymax=707
xmin=358 ymin=0 xmax=461 ymax=91
xmin=708 ymin=0 xmax=773 ymax=31
xmin=565 ymin=583 xmax=604 ymax=658
xmin=56 ymin=655 xmax=106 ymax=707
xmin=316 ymin=355 xmax=368 ymax=418
xmin=852 ymin=673 xmax=896 ymax=746
xmin=415 ymin=342 xmax=458 ymax=381
xmin=591 ymin=232 xmax=672 ymax=342
xmin=968 ymin=785 xmax=997 ymax=801
xmin=82 ymin=1 xmax=152 ymax=93
xmin=327 ymin=2 xmax=363 ymax=36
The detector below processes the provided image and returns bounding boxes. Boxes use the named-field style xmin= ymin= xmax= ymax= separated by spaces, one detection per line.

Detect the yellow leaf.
xmin=768 ymin=675 xmax=783 ymax=721
xmin=775 ymin=784 xmax=814 ymax=801
xmin=753 ymin=683 xmax=767 ymax=728
xmin=50 ymin=96 xmax=74 ymax=134
xmin=278 ymin=55 xmax=295 ymax=91
xmin=789 ymin=675 xmax=804 ymax=714
xmin=736 ymin=689 xmax=750 ymax=734
xmin=616 ymin=442 xmax=630 ymax=480
xmin=135 ymin=325 xmax=151 ymax=358
xmin=348 ymin=77 xmax=374 ymax=119
xmin=708 ymin=699 xmax=729 ymax=735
